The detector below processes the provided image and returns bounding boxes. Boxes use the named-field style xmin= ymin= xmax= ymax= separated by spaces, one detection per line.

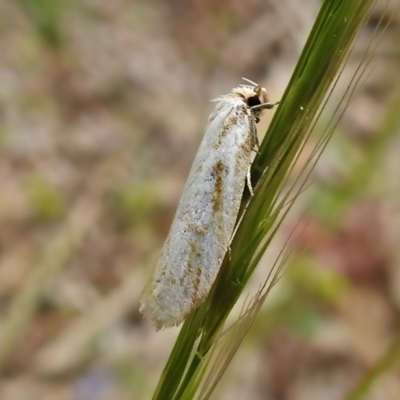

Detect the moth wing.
xmin=140 ymin=97 xmax=254 ymax=329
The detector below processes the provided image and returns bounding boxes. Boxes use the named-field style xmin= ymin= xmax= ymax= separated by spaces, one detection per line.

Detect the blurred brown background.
xmin=0 ymin=0 xmax=400 ymax=399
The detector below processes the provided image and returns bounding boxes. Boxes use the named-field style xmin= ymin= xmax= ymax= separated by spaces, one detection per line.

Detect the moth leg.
xmin=250 ymin=117 xmax=260 ymax=153
xmin=227 ymin=245 xmax=232 ymax=262
xmin=247 ymin=165 xmax=254 ymax=196
xmin=253 ymin=129 xmax=260 ymax=152
xmin=251 ymin=101 xmax=280 ymax=111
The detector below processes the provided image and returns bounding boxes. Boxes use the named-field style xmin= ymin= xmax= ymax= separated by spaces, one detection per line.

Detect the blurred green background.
xmin=0 ymin=0 xmax=400 ymax=399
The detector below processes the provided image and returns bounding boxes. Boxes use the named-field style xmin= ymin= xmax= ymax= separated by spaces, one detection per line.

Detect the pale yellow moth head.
xmin=232 ymin=77 xmax=274 ymax=122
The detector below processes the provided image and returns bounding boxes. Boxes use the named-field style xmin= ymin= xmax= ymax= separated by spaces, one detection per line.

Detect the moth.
xmin=140 ymin=78 xmax=278 ymax=330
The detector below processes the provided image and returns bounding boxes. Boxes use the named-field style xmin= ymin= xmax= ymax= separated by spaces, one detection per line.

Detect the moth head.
xmin=232 ymin=78 xmax=272 ymax=123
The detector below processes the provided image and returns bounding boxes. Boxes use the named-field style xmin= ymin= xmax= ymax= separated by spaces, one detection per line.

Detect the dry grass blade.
xmin=0 ymin=199 xmax=99 ymax=372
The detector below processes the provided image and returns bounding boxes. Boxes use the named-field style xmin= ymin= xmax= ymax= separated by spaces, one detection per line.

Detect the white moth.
xmin=140 ymin=78 xmax=278 ymax=330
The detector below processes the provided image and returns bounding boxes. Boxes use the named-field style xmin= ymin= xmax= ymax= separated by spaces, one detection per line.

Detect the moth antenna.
xmin=241 ymin=77 xmax=258 ymax=87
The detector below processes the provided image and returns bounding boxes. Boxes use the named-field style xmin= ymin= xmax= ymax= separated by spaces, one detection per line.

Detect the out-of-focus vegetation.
xmin=0 ymin=1 xmax=399 ymax=399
